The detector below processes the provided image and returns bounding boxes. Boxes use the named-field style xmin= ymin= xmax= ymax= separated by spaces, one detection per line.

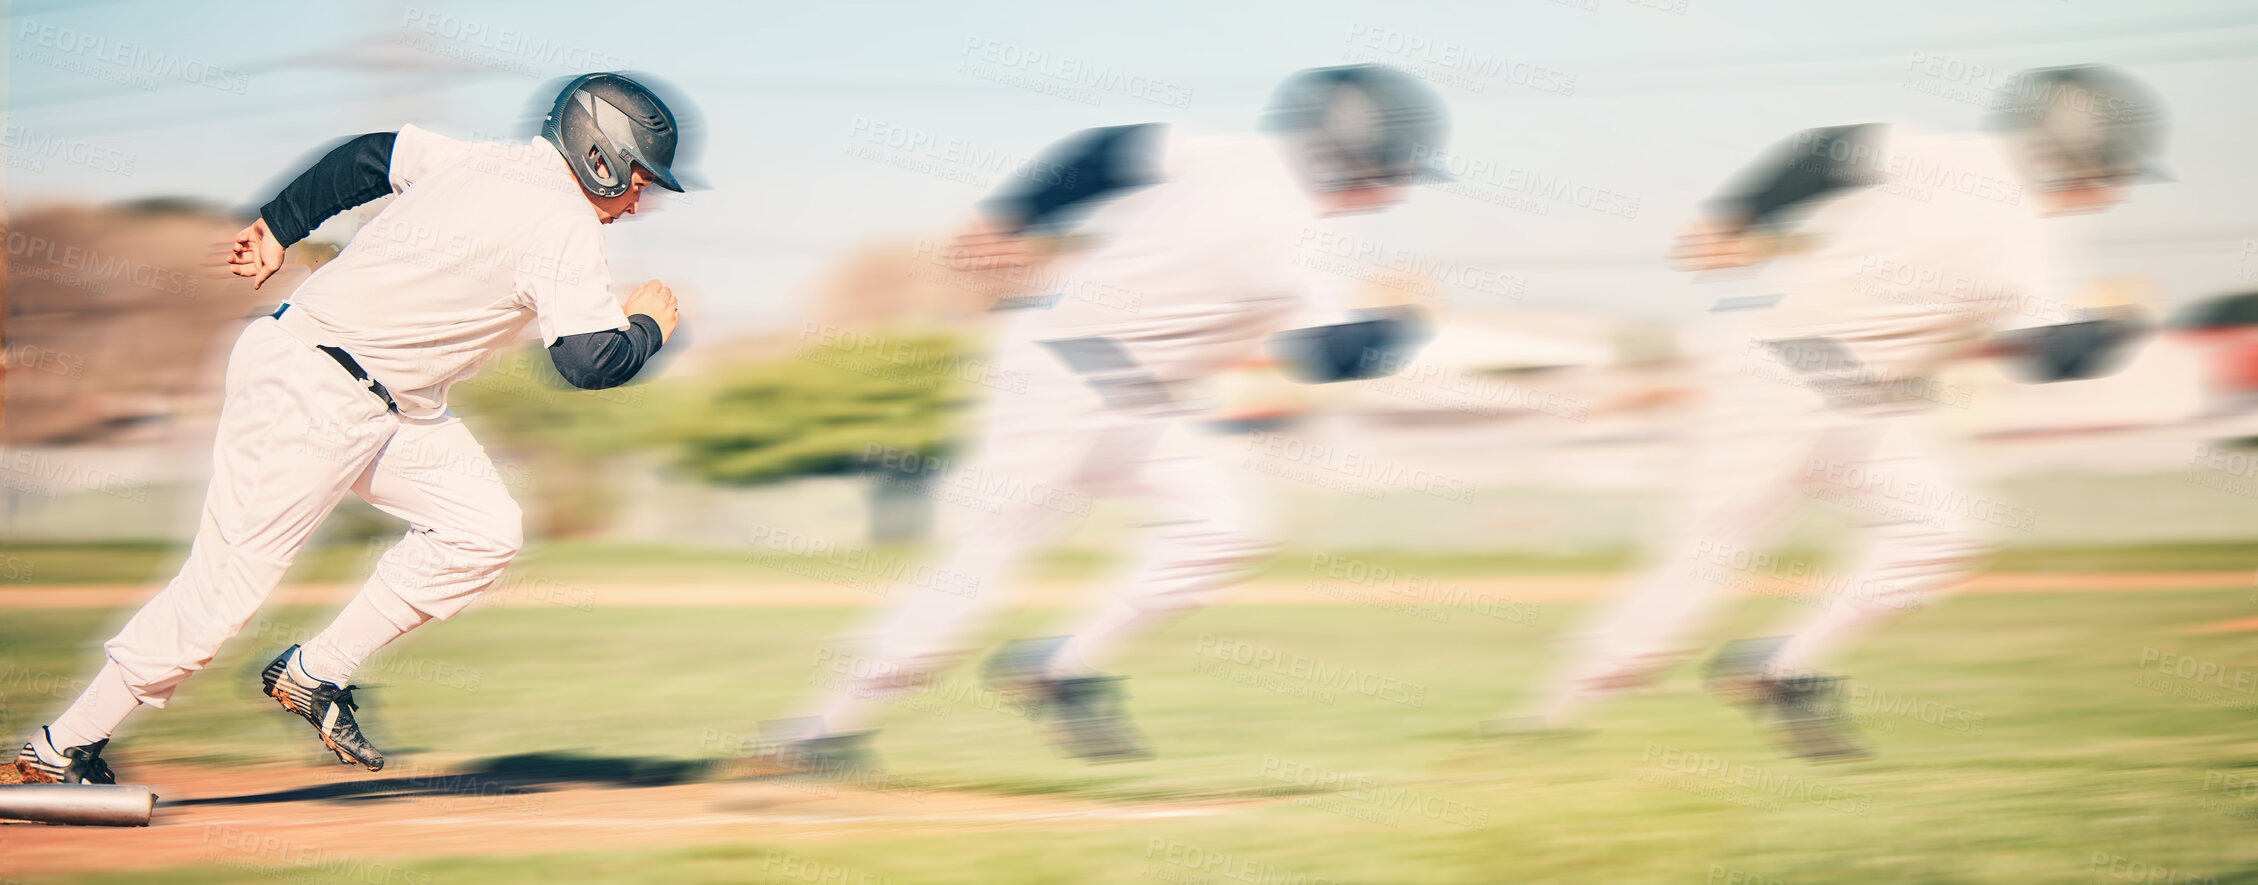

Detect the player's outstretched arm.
xmin=950 ymin=124 xmax=1165 ymax=274
xmin=1671 ymin=125 xmax=1878 ymax=271
xmin=229 ymin=132 xmax=400 ymax=288
xmin=546 ymin=280 xmax=678 ymax=390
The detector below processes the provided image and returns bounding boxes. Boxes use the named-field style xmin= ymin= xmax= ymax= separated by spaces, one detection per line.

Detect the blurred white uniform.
xmin=816 ymin=131 xmax=1334 ymax=728
xmin=1538 ymin=127 xmax=2062 ymax=717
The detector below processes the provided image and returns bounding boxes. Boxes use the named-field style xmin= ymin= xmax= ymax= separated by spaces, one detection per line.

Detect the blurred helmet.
xmin=1989 ymin=64 xmax=2167 ymax=192
xmin=1260 ymin=64 xmax=1451 ymax=191
xmin=542 ymin=72 xmax=685 ymax=198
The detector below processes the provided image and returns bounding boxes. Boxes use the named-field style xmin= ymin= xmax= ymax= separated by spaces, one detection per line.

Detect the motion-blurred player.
xmin=757 ymin=65 xmax=1449 ymax=770
xmin=16 ymin=73 xmax=692 ymax=784
xmin=1501 ymin=65 xmax=2168 ymax=759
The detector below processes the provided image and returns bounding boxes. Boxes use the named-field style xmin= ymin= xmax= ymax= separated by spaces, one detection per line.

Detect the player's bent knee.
xmin=464 ymin=500 xmax=526 ymax=565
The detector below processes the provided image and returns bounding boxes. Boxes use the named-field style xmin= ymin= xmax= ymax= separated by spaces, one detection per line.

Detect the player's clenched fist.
xmin=227 ymin=217 xmax=287 ymax=289
xmin=623 ymin=279 xmax=680 ymax=342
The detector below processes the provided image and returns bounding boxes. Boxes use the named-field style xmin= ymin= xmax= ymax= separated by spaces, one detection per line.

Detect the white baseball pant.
xmin=43 ymin=317 xmax=521 ymax=747
xmin=810 ymin=343 xmax=1275 ymax=733
xmin=1529 ymin=320 xmax=1994 ymax=725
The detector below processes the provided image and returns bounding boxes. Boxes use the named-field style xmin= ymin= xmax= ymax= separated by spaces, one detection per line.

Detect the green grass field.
xmin=5 ymin=568 xmax=2258 ymax=883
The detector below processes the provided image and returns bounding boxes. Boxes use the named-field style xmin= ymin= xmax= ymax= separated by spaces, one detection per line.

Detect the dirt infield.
xmin=0 ymin=571 xmax=2245 ymax=611
xmin=0 ymin=756 xmax=1271 ymax=877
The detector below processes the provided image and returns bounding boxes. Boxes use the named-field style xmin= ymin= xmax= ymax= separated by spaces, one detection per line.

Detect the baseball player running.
xmin=1497 ymin=66 xmax=2167 ymax=759
xmin=15 ymin=73 xmax=692 ymax=784
xmin=758 ymin=65 xmax=1449 ymax=771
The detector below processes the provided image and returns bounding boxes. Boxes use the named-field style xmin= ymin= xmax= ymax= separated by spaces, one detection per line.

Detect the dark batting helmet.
xmin=1990 ymin=64 xmax=2167 ymax=192
xmin=1260 ymin=64 xmax=1452 ymax=191
xmin=542 ymin=72 xmax=686 ymax=199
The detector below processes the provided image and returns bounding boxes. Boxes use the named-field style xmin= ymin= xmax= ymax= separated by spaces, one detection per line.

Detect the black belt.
xmin=271 ymin=304 xmax=399 ymax=414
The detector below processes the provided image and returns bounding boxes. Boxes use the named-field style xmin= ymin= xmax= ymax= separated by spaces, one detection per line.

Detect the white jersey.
xmin=1002 ymin=131 xmax=1337 ymax=389
xmin=281 ymin=125 xmax=631 ymax=418
xmin=1745 ymin=126 xmax=2066 ymax=383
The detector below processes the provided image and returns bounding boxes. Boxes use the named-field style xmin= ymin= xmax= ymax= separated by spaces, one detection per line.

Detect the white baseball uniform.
xmin=1531 ymin=126 xmax=2064 ymax=722
xmin=810 ymin=130 xmax=1340 ymax=731
xmin=44 ymin=126 xmax=635 ymax=748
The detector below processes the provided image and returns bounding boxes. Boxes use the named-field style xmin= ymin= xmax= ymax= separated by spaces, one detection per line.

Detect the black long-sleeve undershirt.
xmin=548 ymin=314 xmax=665 ymax=390
xmin=1708 ymin=124 xmax=1881 ymax=233
xmin=259 ymin=132 xmax=398 ymax=248
xmin=980 ymin=124 xmax=1163 ymax=235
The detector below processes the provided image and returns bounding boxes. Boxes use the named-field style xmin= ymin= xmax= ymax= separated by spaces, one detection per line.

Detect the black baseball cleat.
xmin=14 ymin=728 xmax=119 ymax=785
xmin=1039 ymin=675 xmax=1154 ymax=762
xmin=1704 ymin=639 xmax=1870 ymax=762
xmin=261 ymin=646 xmax=385 ymax=771
xmin=1753 ymin=673 xmax=1872 ymax=762
xmin=983 ymin=639 xmax=1153 ymax=763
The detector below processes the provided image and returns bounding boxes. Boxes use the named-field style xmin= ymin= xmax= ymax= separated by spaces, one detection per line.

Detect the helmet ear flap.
xmin=542 ymin=73 xmax=664 ymax=200
xmin=584 ymin=134 xmax=631 ymax=197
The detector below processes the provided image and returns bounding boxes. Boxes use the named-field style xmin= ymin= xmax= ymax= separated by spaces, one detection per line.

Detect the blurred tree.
xmin=450 ymin=330 xmax=975 ymax=538
xmin=668 ymin=331 xmax=971 ymax=484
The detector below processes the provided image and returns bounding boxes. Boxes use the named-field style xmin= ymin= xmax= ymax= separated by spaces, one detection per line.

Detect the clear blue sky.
xmin=10 ymin=0 xmax=2257 ymax=329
